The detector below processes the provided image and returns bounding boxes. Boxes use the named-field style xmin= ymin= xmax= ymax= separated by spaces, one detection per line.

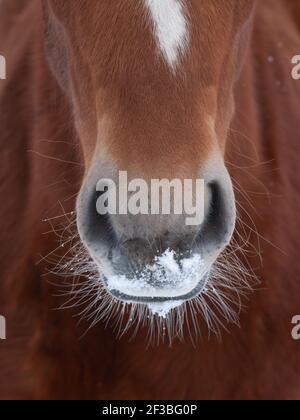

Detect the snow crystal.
xmin=147 ymin=300 xmax=184 ymax=318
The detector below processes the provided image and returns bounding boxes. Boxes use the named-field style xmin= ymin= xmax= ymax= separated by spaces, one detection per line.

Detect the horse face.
xmin=43 ymin=1 xmax=254 ymax=307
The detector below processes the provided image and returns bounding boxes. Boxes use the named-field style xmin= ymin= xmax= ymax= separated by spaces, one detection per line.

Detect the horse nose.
xmin=76 ymin=159 xmax=236 ymax=302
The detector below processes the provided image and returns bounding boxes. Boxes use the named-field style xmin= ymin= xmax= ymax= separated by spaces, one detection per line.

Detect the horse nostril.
xmin=77 ymin=187 xmax=117 ymax=254
xmin=196 ymin=180 xmax=236 ymax=258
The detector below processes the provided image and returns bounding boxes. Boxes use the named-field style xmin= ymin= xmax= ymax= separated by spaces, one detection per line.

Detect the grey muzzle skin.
xmin=76 ymin=158 xmax=236 ymax=304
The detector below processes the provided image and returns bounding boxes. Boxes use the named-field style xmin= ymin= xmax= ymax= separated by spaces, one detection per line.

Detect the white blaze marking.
xmin=144 ymin=0 xmax=189 ymax=70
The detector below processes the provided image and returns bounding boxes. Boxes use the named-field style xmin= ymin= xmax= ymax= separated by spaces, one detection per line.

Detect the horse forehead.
xmin=144 ymin=0 xmax=189 ymax=70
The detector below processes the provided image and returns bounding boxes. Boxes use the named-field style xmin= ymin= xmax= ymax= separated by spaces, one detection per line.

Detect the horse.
xmin=0 ymin=0 xmax=300 ymax=400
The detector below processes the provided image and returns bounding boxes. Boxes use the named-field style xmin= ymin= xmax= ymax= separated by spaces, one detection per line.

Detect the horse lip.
xmin=101 ymin=271 xmax=210 ymax=304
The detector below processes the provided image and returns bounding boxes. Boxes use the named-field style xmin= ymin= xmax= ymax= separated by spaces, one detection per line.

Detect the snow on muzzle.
xmin=76 ymin=157 xmax=236 ymax=315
